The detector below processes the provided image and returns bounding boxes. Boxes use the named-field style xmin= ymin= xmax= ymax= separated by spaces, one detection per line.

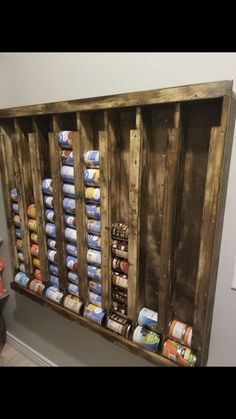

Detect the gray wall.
xmin=0 ymin=53 xmax=236 ymax=366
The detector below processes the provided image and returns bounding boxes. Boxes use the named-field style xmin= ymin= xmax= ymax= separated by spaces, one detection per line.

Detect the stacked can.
xmin=10 ymin=188 xmax=25 ymax=274
xmin=162 ymin=319 xmax=196 ymax=366
xmin=82 ymin=151 xmax=105 ymax=325
xmin=133 ymin=307 xmax=161 ymax=352
xmin=26 ymin=203 xmax=40 ymax=282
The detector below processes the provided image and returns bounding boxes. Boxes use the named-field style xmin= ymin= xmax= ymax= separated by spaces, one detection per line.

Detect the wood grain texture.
xmin=0 ymin=80 xmax=232 ymax=118
xmin=107 ymin=112 xmax=120 ymax=222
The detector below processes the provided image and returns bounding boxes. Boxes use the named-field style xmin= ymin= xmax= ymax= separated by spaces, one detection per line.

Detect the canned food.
xmin=87 ymin=265 xmax=101 ymax=281
xmin=162 ymin=339 xmax=196 ymax=367
xmin=45 ymin=222 xmax=56 ymax=238
xmin=15 ymin=228 xmax=22 ymax=239
xmin=19 ymin=263 xmax=25 ymax=272
xmin=13 ymin=214 xmax=21 ymax=227
xmin=29 ymin=279 xmax=45 ymax=296
xmin=12 ymin=203 xmax=19 ymax=214
xmin=89 ymin=281 xmax=102 ymax=294
xmin=45 ymin=286 xmax=64 ymax=304
xmin=44 ymin=196 xmax=54 ymax=209
xmin=63 ymin=294 xmax=83 ymax=314
xmin=47 ymin=238 xmax=56 ymax=250
xmin=33 ymin=258 xmax=40 ymax=268
xmin=15 ymin=272 xmax=30 ymax=287
xmin=111 ymin=240 xmax=128 ymax=259
xmin=49 ymin=275 xmax=59 ymax=287
xmin=87 ymin=249 xmax=101 ymax=266
xmin=63 ymin=183 xmax=75 ymax=198
xmin=63 ymin=198 xmax=76 ymax=214
xmin=65 ymin=227 xmax=77 ymax=244
xmin=57 ymin=131 xmax=75 ymax=149
xmin=17 ymin=252 xmax=24 ymax=262
xmin=61 ymin=165 xmax=74 ymax=183
xmin=112 ymin=301 xmax=127 ymax=316
xmin=111 ymin=271 xmax=128 ymax=289
xmin=89 ymin=291 xmax=102 ymax=307
xmin=68 ymin=283 xmax=79 ymax=297
xmin=10 ymin=187 xmax=18 ymax=202
xmin=168 ymin=320 xmax=193 ymax=348
xmin=133 ymin=326 xmax=160 ymax=352
xmin=49 ymin=264 xmax=58 ymax=276
xmin=16 ymin=239 xmax=23 ymax=250
xmin=27 ymin=204 xmax=36 ymax=218
xmin=45 ymin=209 xmax=55 ymax=222
xmin=66 ymin=255 xmax=79 ymax=271
xmin=112 ymin=258 xmax=129 ymax=274
xmin=138 ymin=307 xmax=158 ymax=332
xmin=66 ymin=243 xmax=78 ymax=257
xmin=31 ymin=244 xmax=39 ymax=257
xmin=34 ymin=269 xmax=41 ymax=281
xmin=42 ymin=178 xmax=53 ymax=195
xmin=87 ymin=219 xmax=100 ymax=235
xmin=64 ymin=214 xmax=76 ymax=228
xmin=47 ymin=249 xmax=57 ymax=263
xmin=111 ymin=290 xmax=127 ymax=306
xmin=68 ymin=271 xmax=79 ymax=285
xmin=83 ymin=303 xmax=106 ymax=325
xmin=85 ymin=187 xmax=100 ymax=203
xmin=111 ymin=222 xmax=129 ymax=241
xmin=86 ymin=234 xmax=101 ymax=250
xmin=28 ymin=218 xmax=37 ymax=232
xmin=83 ymin=169 xmax=100 ymax=186
xmin=85 ymin=204 xmax=100 ymax=220
xmin=30 ymin=232 xmax=38 ymax=243
xmin=61 ymin=149 xmax=74 ymax=166
xmin=107 ymin=314 xmax=131 ymax=338
xmin=84 ymin=151 xmax=99 ymax=168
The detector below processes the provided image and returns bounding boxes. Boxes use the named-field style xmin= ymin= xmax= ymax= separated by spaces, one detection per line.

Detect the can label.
xmin=45 ymin=222 xmax=56 ymax=238
xmin=68 ymin=271 xmax=79 ymax=285
xmin=12 ymin=203 xmax=19 ymax=214
xmin=15 ymin=228 xmax=22 ymax=239
xmin=162 ymin=339 xmax=196 ymax=367
xmin=133 ymin=326 xmax=160 ymax=352
xmin=48 ymin=249 xmax=57 ymax=263
xmin=87 ymin=249 xmax=101 ymax=266
xmin=66 ymin=243 xmax=78 ymax=257
xmin=107 ymin=314 xmax=131 ymax=338
xmin=111 ymin=290 xmax=127 ymax=306
xmin=89 ymin=291 xmax=102 ymax=307
xmin=84 ymin=151 xmax=99 ymax=168
xmin=16 ymin=239 xmax=23 ymax=250
xmin=49 ymin=264 xmax=58 ymax=276
xmin=34 ymin=269 xmax=41 ymax=281
xmin=61 ymin=149 xmax=74 ymax=166
xmin=57 ymin=131 xmax=74 ymax=149
xmin=168 ymin=320 xmax=193 ymax=348
xmin=31 ymin=244 xmax=39 ymax=257
xmin=89 ymin=281 xmax=102 ymax=294
xmin=64 ymin=215 xmax=76 ymax=228
xmin=112 ymin=258 xmax=129 ymax=274
xmin=19 ymin=263 xmax=25 ymax=272
xmin=68 ymin=283 xmax=79 ymax=297
xmin=112 ymin=301 xmax=127 ymax=316
xmin=27 ymin=204 xmax=36 ymax=219
xmin=10 ymin=188 xmax=18 ymax=202
xmin=63 ymin=183 xmax=75 ymax=198
xmin=111 ymin=271 xmax=128 ymax=289
xmin=49 ymin=275 xmax=59 ymax=287
xmin=31 ymin=232 xmax=38 ymax=243
xmin=111 ymin=222 xmax=129 ymax=241
xmin=45 ymin=209 xmax=55 ymax=222
xmin=44 ymin=196 xmax=54 ymax=208
xmin=87 ymin=265 xmax=101 ymax=281
xmin=138 ymin=307 xmax=158 ymax=332
xmin=15 ymin=272 xmax=30 ymax=287
xmin=111 ymin=240 xmax=128 ymax=259
xmin=87 ymin=219 xmax=100 ymax=235
xmin=83 ymin=169 xmax=100 ymax=186
xmin=85 ymin=187 xmax=100 ymax=203
xmin=61 ymin=165 xmax=74 ymax=183
xmin=85 ymin=204 xmax=100 ymax=220
xmin=66 ymin=255 xmax=79 ymax=271
xmin=63 ymin=295 xmax=83 ymax=314
xmin=48 ymin=238 xmax=57 ymax=250
xmin=29 ymin=279 xmax=45 ymax=296
xmin=86 ymin=234 xmax=101 ymax=250
xmin=17 ymin=252 xmax=24 ymax=262
xmin=33 ymin=258 xmax=40 ymax=268
xmin=45 ymin=286 xmax=63 ymax=304
xmin=28 ymin=218 xmax=37 ymax=232
xmin=42 ymin=178 xmax=53 ymax=195
xmin=83 ymin=304 xmax=106 ymax=325
xmin=65 ymin=227 xmax=77 ymax=244
xmin=63 ymin=198 xmax=76 ymax=214
xmin=13 ymin=215 xmax=21 ymax=227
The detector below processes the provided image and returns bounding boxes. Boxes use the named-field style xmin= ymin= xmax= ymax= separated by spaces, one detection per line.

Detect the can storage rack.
xmin=0 ymin=80 xmax=235 ymax=366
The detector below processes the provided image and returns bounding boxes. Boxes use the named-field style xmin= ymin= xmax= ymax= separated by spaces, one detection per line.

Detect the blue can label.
xmin=61 ymin=149 xmax=74 ymax=166
xmin=89 ymin=291 xmax=102 ymax=307
xmin=65 ymin=227 xmax=77 ymax=244
xmin=48 ymin=238 xmax=57 ymax=250
xmin=49 ymin=264 xmax=58 ymax=276
xmin=49 ymin=275 xmax=59 ymax=287
xmin=83 ymin=169 xmax=100 ymax=187
xmin=42 ymin=178 xmax=53 ymax=195
xmin=66 ymin=255 xmax=79 ymax=271
xmin=85 ymin=204 xmax=100 ymax=220
xmin=57 ymin=131 xmax=74 ymax=149
xmin=63 ymin=183 xmax=75 ymax=198
xmin=44 ymin=196 xmax=54 ymax=208
xmin=138 ymin=307 xmax=158 ymax=332
xmin=45 ymin=222 xmax=56 ymax=238
xmin=68 ymin=283 xmax=79 ymax=297
xmin=86 ymin=234 xmax=101 ymax=250
xmin=63 ymin=198 xmax=76 ymax=214
xmin=87 ymin=249 xmax=101 ymax=266
xmin=87 ymin=265 xmax=101 ymax=281
xmin=68 ymin=271 xmax=79 ymax=285
xmin=15 ymin=228 xmax=22 ymax=239
xmin=47 ymin=249 xmax=57 ymax=263
xmin=45 ymin=286 xmax=63 ymax=304
xmin=12 ymin=203 xmax=19 ymax=214
xmin=64 ymin=215 xmax=76 ymax=228
xmin=83 ymin=304 xmax=106 ymax=325
xmin=45 ymin=209 xmax=55 ymax=222
xmin=61 ymin=165 xmax=74 ymax=183
xmin=66 ymin=243 xmax=78 ymax=257
xmin=87 ymin=220 xmax=100 ymax=234
xmin=15 ymin=272 xmax=30 ymax=288
xmin=10 ymin=187 xmax=18 ymax=202
xmin=19 ymin=263 xmax=25 ymax=272
xmin=84 ymin=151 xmax=99 ymax=167
xmin=133 ymin=326 xmax=160 ymax=352
xmin=17 ymin=252 xmax=24 ymax=262
xmin=89 ymin=281 xmax=102 ymax=294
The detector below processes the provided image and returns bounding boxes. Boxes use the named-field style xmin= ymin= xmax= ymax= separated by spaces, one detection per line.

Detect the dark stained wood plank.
xmin=0 ymin=81 xmax=232 ymax=118
xmin=48 ymin=132 xmax=67 ymax=291
xmin=32 ymin=116 xmax=52 ymax=179
xmin=28 ymin=133 xmax=49 ymax=283
xmin=107 ymin=111 xmax=120 ymax=223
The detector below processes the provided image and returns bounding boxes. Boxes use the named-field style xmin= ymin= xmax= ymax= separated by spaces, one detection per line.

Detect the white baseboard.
xmin=6 ymin=332 xmax=57 ymax=366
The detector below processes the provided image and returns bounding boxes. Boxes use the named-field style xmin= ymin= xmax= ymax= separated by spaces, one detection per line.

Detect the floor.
xmin=0 ymin=341 xmax=38 ymax=366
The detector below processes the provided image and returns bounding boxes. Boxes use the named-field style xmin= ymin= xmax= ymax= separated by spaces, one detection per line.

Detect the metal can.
xmin=133 ymin=326 xmax=160 ymax=352
xmin=17 ymin=252 xmax=24 ymax=262
xmin=111 ymin=222 xmax=129 ymax=241
xmin=112 ymin=301 xmax=127 ymax=316
xmin=83 ymin=169 xmax=100 ymax=186
xmin=138 ymin=307 xmax=158 ymax=333
xmin=10 ymin=187 xmax=18 ymax=202
xmin=85 ymin=187 xmax=100 ymax=203
xmin=87 ymin=249 xmax=101 ymax=266
xmin=45 ymin=222 xmax=56 ymax=238
xmin=86 ymin=234 xmax=101 ymax=250
xmin=27 ymin=204 xmax=36 ymax=219
xmin=33 ymin=258 xmax=40 ymax=268
xmin=12 ymin=203 xmax=19 ymax=214
xmin=83 ymin=151 xmax=99 ymax=168
xmin=83 ymin=303 xmax=106 ymax=325
xmin=15 ymin=228 xmax=22 ymax=239
xmin=64 ymin=214 xmax=76 ymax=228
xmin=57 ymin=131 xmax=74 ymax=149
xmin=111 ymin=290 xmax=127 ymax=306
xmin=30 ymin=232 xmax=38 ymax=243
xmin=16 ymin=239 xmax=23 ymax=250
xmin=68 ymin=283 xmax=79 ymax=297
xmin=49 ymin=275 xmax=59 ymax=287
xmin=65 ymin=227 xmax=77 ymax=244
xmin=34 ymin=269 xmax=41 ymax=281
xmin=49 ymin=264 xmax=58 ymax=276
xmin=63 ymin=198 xmax=76 ymax=214
xmin=66 ymin=255 xmax=79 ymax=271
xmin=44 ymin=196 xmax=54 ymax=209
xmin=15 ymin=272 xmax=30 ymax=287
xmin=45 ymin=286 xmax=64 ymax=304
xmin=66 ymin=243 xmax=78 ymax=257
xmin=63 ymin=294 xmax=83 ymax=314
xmin=61 ymin=149 xmax=74 ymax=166
xmin=13 ymin=214 xmax=21 ymax=227
xmin=85 ymin=204 xmax=100 ymax=220
xmin=111 ymin=240 xmax=128 ymax=259
xmin=111 ymin=271 xmax=128 ymax=290
xmin=61 ymin=165 xmax=74 ymax=183
xmin=168 ymin=320 xmax=193 ymax=348
xmin=29 ymin=279 xmax=45 ymax=296
xmin=31 ymin=244 xmax=39 ymax=257
xmin=107 ymin=314 xmax=131 ymax=338
xmin=47 ymin=238 xmax=57 ymax=250
xmin=89 ymin=281 xmax=102 ymax=294
xmin=112 ymin=257 xmax=129 ymax=274
xmin=28 ymin=218 xmax=37 ymax=232
xmin=87 ymin=265 xmax=101 ymax=281
xmin=89 ymin=291 xmax=102 ymax=307
xmin=47 ymin=249 xmax=57 ymax=263
xmin=19 ymin=263 xmax=25 ymax=273
xmin=87 ymin=219 xmax=100 ymax=235
xmin=68 ymin=271 xmax=79 ymax=285
xmin=45 ymin=209 xmax=55 ymax=222
xmin=42 ymin=178 xmax=53 ymax=195
xmin=63 ymin=183 xmax=75 ymax=198
xmin=162 ymin=339 xmax=196 ymax=367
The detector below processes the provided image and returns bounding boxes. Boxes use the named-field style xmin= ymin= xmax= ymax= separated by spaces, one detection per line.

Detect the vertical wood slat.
xmin=28 ymin=133 xmax=49 ymax=283
xmin=0 ymin=134 xmax=19 ymax=270
xmin=107 ymin=112 xmax=120 ymax=222
xmin=99 ymin=129 xmax=110 ymax=310
xmin=48 ymin=132 xmax=67 ymax=291
xmin=128 ymin=127 xmax=143 ymax=322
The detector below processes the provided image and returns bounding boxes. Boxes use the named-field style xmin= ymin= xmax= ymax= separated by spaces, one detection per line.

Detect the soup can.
xmin=28 ymin=218 xmax=37 ymax=232
xmin=49 ymin=264 xmax=58 ymax=276
xmin=61 ymin=165 xmax=74 ymax=183
xmin=12 ymin=203 xmax=19 ymax=214
xmin=63 ymin=294 xmax=83 ymax=314
xmin=63 ymin=198 xmax=76 ymax=214
xmin=57 ymin=131 xmax=74 ymax=149
xmin=85 ymin=204 xmax=100 ymax=220
xmin=111 ymin=222 xmax=129 ymax=241
xmin=44 ymin=196 xmax=54 ymax=209
xmin=83 ymin=151 xmax=99 ymax=168
xmin=30 ymin=232 xmax=38 ymax=243
xmin=49 ymin=275 xmax=59 ymax=287
xmin=68 ymin=270 xmax=79 ymax=285
xmin=168 ymin=320 xmax=193 ymax=348
xmin=42 ymin=178 xmax=53 ymax=195
xmin=89 ymin=281 xmax=102 ymax=294
xmin=13 ymin=214 xmax=21 ymax=227
xmin=61 ymin=149 xmax=74 ymax=166
xmin=15 ymin=228 xmax=22 ymax=239
xmin=68 ymin=283 xmax=79 ymax=297
xmin=47 ymin=249 xmax=57 ymax=263
xmin=66 ymin=243 xmax=78 ymax=257
xmin=34 ymin=269 xmax=41 ymax=281
xmin=87 ymin=249 xmax=101 ymax=266
xmin=65 ymin=227 xmax=77 ymax=244
xmin=33 ymin=258 xmax=40 ymax=268
xmin=111 ymin=290 xmax=127 ymax=306
xmin=17 ymin=252 xmax=24 ymax=262
xmin=85 ymin=187 xmax=100 ymax=203
xmin=83 ymin=169 xmax=100 ymax=187
xmin=87 ymin=265 xmax=101 ymax=281
xmin=162 ymin=339 xmax=196 ymax=367
xmin=19 ymin=263 xmax=25 ymax=273
xmin=111 ymin=271 xmax=128 ymax=290
xmin=112 ymin=258 xmax=129 ymax=274
xmin=64 ymin=214 xmax=76 ymax=228
xmin=138 ymin=307 xmax=158 ymax=332
xmin=86 ymin=234 xmax=101 ymax=250
xmin=87 ymin=219 xmax=100 ymax=235
xmin=47 ymin=238 xmax=56 ymax=250
xmin=10 ymin=187 xmax=18 ymax=202
xmin=15 ymin=272 xmax=30 ymax=287
xmin=45 ymin=286 xmax=63 ymax=304
xmin=45 ymin=209 xmax=55 ymax=222
xmin=16 ymin=239 xmax=23 ymax=251
xmin=31 ymin=244 xmax=39 ymax=258
xmin=45 ymin=222 xmax=56 ymax=238
xmin=66 ymin=255 xmax=79 ymax=271
xmin=111 ymin=240 xmax=128 ymax=259
xmin=83 ymin=303 xmax=106 ymax=325
xmin=63 ymin=183 xmax=75 ymax=198
xmin=133 ymin=326 xmax=160 ymax=352
xmin=107 ymin=314 xmax=131 ymax=338
xmin=29 ymin=279 xmax=45 ymax=296
xmin=112 ymin=301 xmax=127 ymax=316
xmin=27 ymin=204 xmax=36 ymax=219
xmin=89 ymin=291 xmax=102 ymax=307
